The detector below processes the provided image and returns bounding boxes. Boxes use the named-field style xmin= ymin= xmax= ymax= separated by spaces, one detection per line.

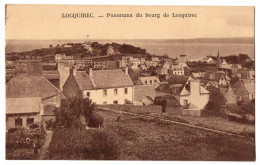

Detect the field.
xmin=48 ymin=110 xmax=255 ymax=160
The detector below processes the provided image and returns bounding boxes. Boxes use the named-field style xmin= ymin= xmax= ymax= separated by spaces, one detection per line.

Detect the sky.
xmin=5 ymin=5 xmax=255 ymax=40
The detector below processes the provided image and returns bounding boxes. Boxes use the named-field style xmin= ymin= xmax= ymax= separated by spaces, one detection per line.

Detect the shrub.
xmin=83 ymin=130 xmax=120 ymax=160
xmin=29 ymin=124 xmax=39 ymax=129
xmin=8 ymin=128 xmax=18 ymax=134
xmin=88 ymin=112 xmax=104 ymax=128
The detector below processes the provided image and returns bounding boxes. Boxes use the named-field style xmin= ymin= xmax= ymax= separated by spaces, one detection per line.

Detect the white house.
xmin=63 ymin=68 xmax=134 ymax=104
xmin=169 ymin=64 xmax=185 ymax=75
xmin=160 ymin=75 xmax=210 ymax=110
xmin=139 ymin=76 xmax=160 ymax=87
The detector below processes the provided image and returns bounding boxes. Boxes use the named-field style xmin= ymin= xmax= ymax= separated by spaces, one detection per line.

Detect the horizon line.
xmin=5 ymin=36 xmax=255 ymax=41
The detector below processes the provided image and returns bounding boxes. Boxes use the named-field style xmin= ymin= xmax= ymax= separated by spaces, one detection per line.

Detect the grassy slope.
xmin=48 ymin=110 xmax=255 ymax=160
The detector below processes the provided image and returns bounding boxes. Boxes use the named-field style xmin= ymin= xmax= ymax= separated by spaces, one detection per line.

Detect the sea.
xmin=5 ymin=39 xmax=255 ymax=61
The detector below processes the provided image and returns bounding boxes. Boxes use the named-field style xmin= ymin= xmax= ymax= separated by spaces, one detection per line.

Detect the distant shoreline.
xmin=6 ymin=37 xmax=255 ymax=44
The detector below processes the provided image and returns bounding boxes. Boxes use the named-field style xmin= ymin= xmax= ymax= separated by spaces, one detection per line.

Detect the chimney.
xmin=190 ymin=79 xmax=200 ymax=97
xmin=89 ymin=68 xmax=93 ymax=77
xmin=189 ymin=79 xmax=201 ymax=109
xmin=125 ymin=67 xmax=128 ymax=75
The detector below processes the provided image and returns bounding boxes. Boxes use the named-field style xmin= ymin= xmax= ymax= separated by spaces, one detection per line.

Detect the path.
xmin=38 ymin=130 xmax=53 ymax=160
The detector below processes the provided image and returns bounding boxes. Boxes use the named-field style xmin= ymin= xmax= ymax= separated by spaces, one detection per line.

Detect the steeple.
xmin=216 ymin=50 xmax=221 ymax=68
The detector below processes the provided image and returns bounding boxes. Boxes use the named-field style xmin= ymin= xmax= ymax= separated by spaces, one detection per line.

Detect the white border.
xmin=0 ymin=0 xmax=258 ymax=165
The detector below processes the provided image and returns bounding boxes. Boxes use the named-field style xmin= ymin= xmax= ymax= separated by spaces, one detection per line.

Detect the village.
xmin=5 ymin=41 xmax=255 ymax=160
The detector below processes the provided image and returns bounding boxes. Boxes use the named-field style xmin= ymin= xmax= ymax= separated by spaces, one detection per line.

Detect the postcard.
xmin=5 ymin=4 xmax=255 ymax=161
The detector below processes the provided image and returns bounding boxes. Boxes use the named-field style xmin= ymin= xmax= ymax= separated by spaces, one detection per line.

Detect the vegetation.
xmin=48 ymin=128 xmax=120 ymax=160
xmin=203 ymin=88 xmax=226 ymax=116
xmin=6 ymin=125 xmax=46 ymax=160
xmin=54 ymin=95 xmax=97 ymax=128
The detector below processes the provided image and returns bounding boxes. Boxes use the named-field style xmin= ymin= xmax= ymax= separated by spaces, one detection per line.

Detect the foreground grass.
xmin=48 ymin=110 xmax=255 ymax=160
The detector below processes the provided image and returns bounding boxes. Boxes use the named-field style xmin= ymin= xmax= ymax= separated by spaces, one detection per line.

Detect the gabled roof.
xmin=6 ymin=97 xmax=42 ymax=114
xmin=74 ymin=69 xmax=134 ymax=90
xmin=244 ymin=82 xmax=255 ymax=94
xmin=161 ymin=75 xmax=190 ymax=95
xmin=134 ymin=85 xmax=155 ymax=101
xmin=6 ymin=76 xmax=60 ymax=99
xmin=74 ymin=71 xmax=95 ymax=90
xmin=204 ymin=72 xmax=225 ymax=82
xmin=92 ymin=70 xmax=133 ymax=89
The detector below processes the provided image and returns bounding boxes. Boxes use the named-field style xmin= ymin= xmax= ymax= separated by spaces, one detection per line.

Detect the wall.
xmin=103 ymin=104 xmax=162 ymax=114
xmin=42 ymin=94 xmax=61 ymax=108
xmin=83 ymin=87 xmax=133 ymax=104
xmin=63 ymin=74 xmax=81 ymax=99
xmin=179 ymin=95 xmax=190 ymax=106
xmin=58 ymin=63 xmax=70 ymax=90
xmin=182 ymin=109 xmax=202 ymax=117
xmin=6 ymin=113 xmax=42 ymax=129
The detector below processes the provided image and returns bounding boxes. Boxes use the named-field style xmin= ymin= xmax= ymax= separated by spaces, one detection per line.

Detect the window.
xmin=103 ymin=89 xmax=107 ymax=96
xmin=114 ymin=89 xmax=118 ymax=95
xmin=86 ymin=92 xmax=90 ymax=97
xmin=184 ymin=99 xmax=188 ymax=105
xmin=15 ymin=118 xmax=22 ymax=126
xmin=150 ymin=80 xmax=153 ymax=84
xmin=103 ymin=101 xmax=107 ymax=104
xmin=145 ymin=81 xmax=148 ymax=85
xmin=124 ymin=88 xmax=128 ymax=94
xmin=27 ymin=118 xmax=34 ymax=125
xmin=113 ymin=100 xmax=118 ymax=104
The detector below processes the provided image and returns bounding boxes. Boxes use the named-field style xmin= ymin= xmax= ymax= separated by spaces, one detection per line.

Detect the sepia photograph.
xmin=5 ymin=4 xmax=255 ymax=161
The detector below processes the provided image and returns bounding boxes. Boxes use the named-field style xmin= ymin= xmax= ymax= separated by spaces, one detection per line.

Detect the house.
xmin=6 ymin=61 xmax=61 ymax=128
xmin=139 ymin=76 xmax=160 ymax=87
xmin=191 ymin=72 xmax=205 ymax=78
xmin=157 ymin=66 xmax=168 ymax=75
xmin=107 ymin=46 xmax=115 ymax=55
xmin=144 ymin=60 xmax=153 ymax=68
xmin=168 ymin=64 xmax=184 ymax=75
xmin=106 ymin=61 xmax=118 ymax=69
xmin=133 ymin=85 xmax=156 ymax=105
xmin=236 ymin=69 xmax=255 ymax=82
xmin=219 ymin=86 xmax=237 ymax=105
xmin=140 ymin=58 xmax=146 ymax=65
xmin=119 ymin=59 xmax=128 ymax=68
xmin=63 ymin=68 xmax=134 ymax=104
xmin=6 ymin=97 xmax=43 ymax=129
xmin=233 ymin=81 xmax=255 ymax=103
xmin=151 ymin=57 xmax=160 ymax=66
xmin=93 ymin=60 xmax=107 ymax=69
xmin=159 ymin=75 xmax=210 ymax=110
xmin=203 ymin=56 xmax=216 ymax=64
xmin=201 ymin=80 xmax=219 ymax=91
xmin=203 ymin=71 xmax=230 ymax=86
xmin=140 ymin=64 xmax=148 ymax=71
xmin=130 ymin=58 xmax=141 ymax=68
xmin=83 ymin=42 xmax=93 ymax=53
xmin=162 ymin=58 xmax=173 ymax=65
xmin=6 ymin=75 xmax=61 ymax=107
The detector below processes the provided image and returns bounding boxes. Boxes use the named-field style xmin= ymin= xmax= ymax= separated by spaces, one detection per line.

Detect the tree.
xmin=204 ymin=88 xmax=226 ymax=116
xmin=55 ymin=94 xmax=96 ymax=128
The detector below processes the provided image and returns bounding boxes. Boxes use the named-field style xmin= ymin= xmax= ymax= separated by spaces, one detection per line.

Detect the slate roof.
xmin=244 ymin=82 xmax=255 ymax=94
xmin=6 ymin=76 xmax=61 ymax=99
xmin=161 ymin=75 xmax=190 ymax=95
xmin=6 ymin=97 xmax=42 ymax=114
xmin=134 ymin=85 xmax=155 ymax=101
xmin=204 ymin=72 xmax=225 ymax=82
xmin=74 ymin=69 xmax=134 ymax=90
xmin=219 ymin=87 xmax=237 ymax=104
xmin=74 ymin=72 xmax=94 ymax=90
xmin=92 ymin=70 xmax=133 ymax=89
